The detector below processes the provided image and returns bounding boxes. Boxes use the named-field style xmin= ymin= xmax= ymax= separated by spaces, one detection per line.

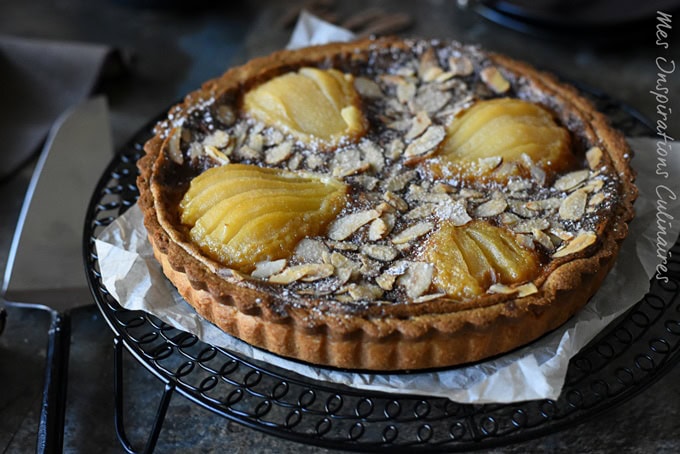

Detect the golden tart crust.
xmin=137 ymin=37 xmax=636 ymax=371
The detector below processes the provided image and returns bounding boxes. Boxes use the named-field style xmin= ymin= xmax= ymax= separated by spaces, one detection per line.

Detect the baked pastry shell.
xmin=137 ymin=37 xmax=636 ymax=371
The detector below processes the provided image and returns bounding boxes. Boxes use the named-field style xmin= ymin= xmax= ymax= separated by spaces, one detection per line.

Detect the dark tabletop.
xmin=1 ymin=0 xmax=680 ymax=452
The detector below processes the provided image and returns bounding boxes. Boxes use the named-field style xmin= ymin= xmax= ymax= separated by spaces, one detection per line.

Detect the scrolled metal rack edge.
xmin=83 ymin=94 xmax=680 ymax=452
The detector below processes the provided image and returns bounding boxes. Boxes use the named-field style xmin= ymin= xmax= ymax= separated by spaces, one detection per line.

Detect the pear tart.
xmin=137 ymin=38 xmax=636 ymax=371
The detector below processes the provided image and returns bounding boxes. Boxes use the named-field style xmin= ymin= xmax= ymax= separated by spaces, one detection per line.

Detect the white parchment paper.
xmin=94 ymin=15 xmax=680 ymax=402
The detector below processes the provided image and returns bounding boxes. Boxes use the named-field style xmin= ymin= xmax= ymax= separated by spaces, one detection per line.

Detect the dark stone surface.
xmin=1 ymin=0 xmax=679 ymax=452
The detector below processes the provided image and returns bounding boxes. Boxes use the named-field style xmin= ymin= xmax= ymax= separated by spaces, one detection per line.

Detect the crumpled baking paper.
xmin=94 ymin=14 xmax=680 ymax=403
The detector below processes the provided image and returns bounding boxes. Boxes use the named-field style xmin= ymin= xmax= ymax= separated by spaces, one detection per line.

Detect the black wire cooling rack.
xmin=83 ymin=89 xmax=680 ymax=453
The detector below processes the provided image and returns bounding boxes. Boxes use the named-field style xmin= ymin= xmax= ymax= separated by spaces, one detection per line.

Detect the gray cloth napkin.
xmin=0 ymin=35 xmax=120 ymax=181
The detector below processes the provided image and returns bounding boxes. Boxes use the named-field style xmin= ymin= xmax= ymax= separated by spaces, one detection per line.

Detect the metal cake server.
xmin=2 ymin=96 xmax=112 ymax=453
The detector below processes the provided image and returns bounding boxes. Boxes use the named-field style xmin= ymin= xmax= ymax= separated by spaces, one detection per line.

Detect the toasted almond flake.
xmin=412 ymin=85 xmax=452 ymax=114
xmin=264 ymin=141 xmax=293 ymax=164
xmin=354 ymin=76 xmax=383 ymax=98
xmin=376 ymin=272 xmax=398 ymax=291
xmin=361 ymin=244 xmax=399 ymax=262
xmin=516 ymin=233 xmax=535 ymax=250
xmin=294 ymin=239 xmax=329 ymax=263
xmin=386 ymin=118 xmax=412 ymax=131
xmin=359 ymin=140 xmax=385 ymax=172
xmin=436 ymin=199 xmax=472 ymax=226
xmin=418 ymin=47 xmax=443 ymax=81
xmin=334 ymin=267 xmax=354 ymax=286
xmin=287 ymin=153 xmax=302 ymax=170
xmin=404 ymin=125 xmax=446 ymax=157
xmin=507 ymin=199 xmax=535 ymax=218
xmin=531 ymin=165 xmax=547 ymax=186
xmin=359 ymin=255 xmax=381 ymax=277
xmin=475 ymin=198 xmax=507 ymax=217
xmin=583 ymin=179 xmax=605 ymax=193
xmin=384 ymin=191 xmax=409 ymax=211
xmin=384 ymin=170 xmax=417 ymax=192
xmin=405 ymin=203 xmax=436 ymax=220
xmin=459 ymin=188 xmax=484 ymax=198
xmin=397 ymin=82 xmax=416 ymax=104
xmin=448 ymin=55 xmax=474 ymax=76
xmin=300 ymin=263 xmax=335 ymax=282
xmin=531 ymin=228 xmax=554 ymax=250
xmin=263 ymin=128 xmax=284 ymax=146
xmin=554 ymin=169 xmax=590 ymax=192
xmin=552 ymin=231 xmax=597 ymax=258
xmin=512 ymin=219 xmax=550 ymax=234
xmin=480 ymin=66 xmax=510 ymax=93
xmin=507 ymin=179 xmax=533 ymax=192
xmin=331 ymin=148 xmax=370 ymax=177
xmin=559 ymin=189 xmax=588 ymax=221
xmin=386 ymin=137 xmax=405 ymax=160
xmin=500 ymin=212 xmax=521 ymax=225
xmin=368 ymin=212 xmax=396 ymax=240
xmin=405 ymin=111 xmax=432 ymax=141
xmin=247 ymin=133 xmax=264 ymax=153
xmin=397 ymin=262 xmax=434 ymax=299
xmin=204 ymin=145 xmax=230 ymax=165
xmin=305 ymin=154 xmax=323 ymax=169
xmin=188 ymin=143 xmax=203 ymax=160
xmin=586 ymin=146 xmax=603 ymax=169
xmin=517 ymin=282 xmax=539 ymax=297
xmin=269 ymin=264 xmax=333 ymax=284
xmin=347 ymin=283 xmax=384 ymax=301
xmin=166 ymin=128 xmax=183 ymax=164
xmin=589 ymin=191 xmax=606 ymax=206
xmin=251 ymin=259 xmax=287 ymax=279
xmin=526 ymin=198 xmax=561 ymax=212
xmin=203 ymin=130 xmax=231 ymax=149
xmin=235 ymin=145 xmax=261 ymax=160
xmin=478 ymin=156 xmax=503 ymax=173
xmin=413 ymin=292 xmax=446 ymax=303
xmin=550 ymin=227 xmax=575 ymax=242
xmin=488 ymin=283 xmax=517 ymax=295
xmin=328 ymin=209 xmax=381 ymax=240
xmin=435 ymin=71 xmax=455 ymax=83
xmin=391 ymin=221 xmax=434 ymax=244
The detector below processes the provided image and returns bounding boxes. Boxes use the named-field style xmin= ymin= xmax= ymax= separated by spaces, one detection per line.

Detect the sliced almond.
xmin=368 ymin=212 xmax=396 ymax=241
xmin=526 ymin=198 xmax=561 ymax=212
xmin=328 ymin=209 xmax=381 ymax=240
xmin=488 ymin=283 xmax=517 ymax=295
xmin=204 ymin=145 xmax=230 ymax=165
xmin=405 ymin=203 xmax=436 ymax=220
xmin=305 ymin=153 xmax=324 ymax=169
xmin=247 ymin=133 xmax=264 ymax=153
xmin=448 ymin=55 xmax=474 ymax=76
xmin=234 ymin=145 xmax=261 ymax=160
xmin=499 ymin=212 xmax=521 ymax=225
xmin=386 ymin=137 xmax=405 ymax=160
xmin=331 ymin=148 xmax=370 ymax=177
xmin=474 ymin=198 xmax=507 ymax=217
xmin=269 ymin=263 xmax=334 ymax=284
xmin=478 ymin=156 xmax=503 ymax=173
xmin=404 ymin=111 xmax=432 ymax=141
xmin=376 ymin=272 xmax=398 ymax=291
xmin=512 ymin=219 xmax=550 ymax=234
xmin=397 ymin=82 xmax=416 ymax=104
xmin=347 ymin=283 xmax=384 ymax=301
xmin=166 ymin=127 xmax=183 ymax=164
xmin=361 ymin=244 xmax=399 ymax=262
xmin=397 ymin=262 xmax=434 ymax=299
xmin=263 ymin=128 xmax=284 ymax=147
xmin=359 ymin=140 xmax=385 ymax=172
xmin=583 ymin=178 xmax=605 ymax=193
xmin=294 ymin=239 xmax=329 ymax=263
xmin=404 ymin=125 xmax=446 ymax=157
xmin=436 ymin=199 xmax=472 ymax=226
xmin=354 ymin=76 xmax=383 ymax=98
xmin=412 ymin=85 xmax=452 ymax=114
xmin=251 ymin=259 xmax=287 ymax=279
xmin=384 ymin=191 xmax=409 ymax=212
xmin=384 ymin=170 xmax=417 ymax=192
xmin=264 ymin=141 xmax=293 ymax=164
xmin=413 ymin=292 xmax=447 ymax=303
xmin=391 ymin=221 xmax=434 ymax=244
xmin=586 ymin=146 xmax=603 ymax=169
xmin=480 ymin=66 xmax=510 ymax=93
xmin=552 ymin=231 xmax=597 ymax=258
xmin=418 ymin=47 xmax=443 ymax=82
xmin=532 ymin=228 xmax=555 ymax=251
xmin=203 ymin=130 xmax=231 ymax=149
xmin=559 ymin=189 xmax=588 ymax=221
xmin=589 ymin=191 xmax=606 ymax=206
xmin=517 ymin=282 xmax=539 ymax=297
xmin=554 ymin=169 xmax=590 ymax=192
